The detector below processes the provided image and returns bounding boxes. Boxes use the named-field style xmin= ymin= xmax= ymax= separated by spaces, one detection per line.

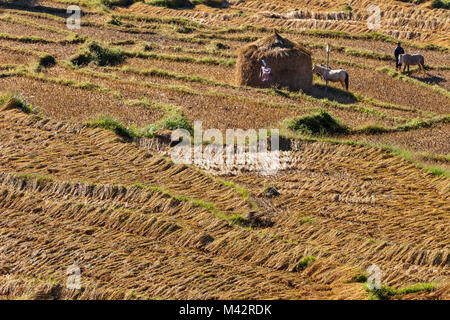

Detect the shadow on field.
xmin=0 ymin=0 xmax=73 ymax=18
xmin=306 ymin=84 xmax=358 ymax=104
xmin=410 ymin=73 xmax=446 ymax=86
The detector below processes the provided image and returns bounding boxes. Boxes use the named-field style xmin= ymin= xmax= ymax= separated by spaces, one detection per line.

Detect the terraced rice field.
xmin=0 ymin=0 xmax=448 ymax=300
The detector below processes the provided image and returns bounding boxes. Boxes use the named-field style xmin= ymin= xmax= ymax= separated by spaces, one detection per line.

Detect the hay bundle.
xmin=235 ymin=32 xmax=312 ymax=91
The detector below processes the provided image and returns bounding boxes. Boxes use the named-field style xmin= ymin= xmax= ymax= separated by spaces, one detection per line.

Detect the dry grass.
xmin=125 ymin=56 xmax=234 ymax=83
xmin=347 ymin=123 xmax=450 ymax=155
xmin=0 ymin=109 xmax=448 ymax=300
xmin=0 ymin=0 xmax=448 ymax=300
xmin=0 ymin=47 xmax=36 ymax=64
xmin=121 ymin=0 xmax=450 ymax=47
xmin=0 ymin=19 xmax=67 ymax=42
xmin=0 ymin=76 xmax=164 ymax=126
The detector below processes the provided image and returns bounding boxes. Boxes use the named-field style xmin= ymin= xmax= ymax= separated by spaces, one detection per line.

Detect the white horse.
xmin=312 ymin=65 xmax=349 ymax=90
xmin=398 ymin=54 xmax=425 ymax=74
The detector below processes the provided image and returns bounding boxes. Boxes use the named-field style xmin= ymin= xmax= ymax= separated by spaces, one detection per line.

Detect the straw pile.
xmin=236 ymin=32 xmax=312 ymax=91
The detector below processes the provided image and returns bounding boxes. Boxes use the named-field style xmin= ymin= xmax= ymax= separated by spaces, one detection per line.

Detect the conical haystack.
xmin=235 ymin=32 xmax=312 ymax=91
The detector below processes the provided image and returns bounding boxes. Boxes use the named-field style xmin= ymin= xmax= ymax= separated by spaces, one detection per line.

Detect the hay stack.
xmin=235 ymin=32 xmax=312 ymax=91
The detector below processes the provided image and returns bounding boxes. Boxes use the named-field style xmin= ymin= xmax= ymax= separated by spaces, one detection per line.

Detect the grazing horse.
xmin=312 ymin=65 xmax=349 ymax=90
xmin=398 ymin=54 xmax=425 ymax=73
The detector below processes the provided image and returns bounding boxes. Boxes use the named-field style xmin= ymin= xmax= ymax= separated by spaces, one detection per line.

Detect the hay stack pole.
xmin=326 ymin=43 xmax=330 ymax=94
xmin=235 ymin=32 xmax=312 ymax=91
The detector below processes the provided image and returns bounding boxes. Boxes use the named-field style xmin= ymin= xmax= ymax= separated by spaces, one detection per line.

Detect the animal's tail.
xmin=345 ymin=72 xmax=349 ymax=90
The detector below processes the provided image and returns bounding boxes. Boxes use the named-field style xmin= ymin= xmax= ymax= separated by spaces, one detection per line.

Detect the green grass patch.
xmin=148 ymin=0 xmax=187 ymax=8
xmin=365 ymin=282 xmax=435 ymax=300
xmin=0 ymin=32 xmax=54 ymax=44
xmin=350 ymin=273 xmax=368 ymax=283
xmin=37 ymin=54 xmax=56 ymax=70
xmin=70 ymin=41 xmax=125 ymax=67
xmin=422 ymin=165 xmax=449 ymax=177
xmin=192 ymin=0 xmax=224 ymax=7
xmin=357 ymin=124 xmax=390 ymax=134
xmin=431 ymin=0 xmax=450 ymax=9
xmin=100 ymin=0 xmax=139 ymax=7
xmin=423 ymin=43 xmax=448 ymax=51
xmin=217 ymin=179 xmax=250 ymax=200
xmin=354 ymin=116 xmax=448 ymax=136
xmin=365 ymin=285 xmax=397 ymax=300
xmin=157 ymin=116 xmax=192 ymax=133
xmin=214 ymin=178 xmax=258 ymax=211
xmin=13 ymin=172 xmax=54 ymax=183
xmin=85 ymin=115 xmax=139 ymax=140
xmin=107 ymin=15 xmax=123 ymax=26
xmin=295 ymin=256 xmax=316 ymax=271
xmin=137 ymin=98 xmax=193 ymax=136
xmin=228 ymin=214 xmax=251 ymax=228
xmin=0 ymin=92 xmax=36 ymax=114
xmin=298 ymin=216 xmax=314 ymax=225
xmin=284 ymin=109 xmax=349 ymax=136
xmin=125 ymin=97 xmax=194 ymax=136
xmin=419 ymin=152 xmax=450 ymax=163
xmin=396 ymin=283 xmax=436 ymax=295
xmin=189 ymin=199 xmax=251 ymax=228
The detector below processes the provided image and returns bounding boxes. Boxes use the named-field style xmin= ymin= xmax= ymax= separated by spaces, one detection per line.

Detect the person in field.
xmin=259 ymin=59 xmax=273 ymax=88
xmin=394 ymin=42 xmax=405 ymax=71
